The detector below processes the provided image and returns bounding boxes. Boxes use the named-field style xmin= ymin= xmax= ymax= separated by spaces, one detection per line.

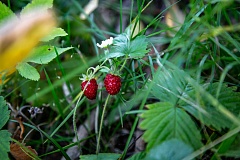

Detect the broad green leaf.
xmin=21 ymin=0 xmax=53 ymax=15
xmin=0 ymin=1 xmax=16 ymax=23
xmin=151 ymin=69 xmax=189 ymax=103
xmin=127 ymin=152 xmax=146 ymax=160
xmin=140 ymin=102 xmax=202 ymax=150
xmin=80 ymin=153 xmax=121 ymax=160
xmin=16 ymin=62 xmax=40 ymax=81
xmin=41 ymin=27 xmax=68 ymax=42
xmin=0 ymin=130 xmax=11 ymax=160
xmin=0 ymin=96 xmax=11 ymax=160
xmin=144 ymin=139 xmax=194 ymax=160
xmin=128 ymin=35 xmax=150 ymax=58
xmin=107 ymin=33 xmax=150 ymax=59
xmin=182 ymin=83 xmax=240 ymax=131
xmin=0 ymin=96 xmax=10 ymax=129
xmin=25 ymin=46 xmax=73 ymax=64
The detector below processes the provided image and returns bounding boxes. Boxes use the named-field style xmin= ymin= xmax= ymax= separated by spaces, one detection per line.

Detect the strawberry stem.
xmin=73 ymin=90 xmax=85 ymax=148
xmin=119 ymin=56 xmax=128 ymax=72
xmin=96 ymin=94 xmax=110 ymax=154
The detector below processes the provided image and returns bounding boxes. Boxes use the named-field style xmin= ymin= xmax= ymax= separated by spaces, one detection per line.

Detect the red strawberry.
xmin=81 ymin=79 xmax=98 ymax=100
xmin=104 ymin=74 xmax=121 ymax=95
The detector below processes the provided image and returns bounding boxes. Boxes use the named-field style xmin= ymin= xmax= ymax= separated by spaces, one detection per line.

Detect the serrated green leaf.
xmin=16 ymin=62 xmax=40 ymax=81
xmin=80 ymin=153 xmax=121 ymax=160
xmin=0 ymin=130 xmax=11 ymax=160
xmin=25 ymin=46 xmax=73 ymax=64
xmin=151 ymin=69 xmax=189 ymax=103
xmin=128 ymin=35 xmax=150 ymax=58
xmin=21 ymin=0 xmax=53 ymax=15
xmin=0 ymin=96 xmax=10 ymax=129
xmin=0 ymin=96 xmax=11 ymax=160
xmin=107 ymin=33 xmax=149 ymax=59
xmin=0 ymin=1 xmax=16 ymax=23
xmin=41 ymin=27 xmax=68 ymax=42
xmin=144 ymin=139 xmax=194 ymax=160
xmin=140 ymin=102 xmax=202 ymax=150
xmin=182 ymin=83 xmax=240 ymax=131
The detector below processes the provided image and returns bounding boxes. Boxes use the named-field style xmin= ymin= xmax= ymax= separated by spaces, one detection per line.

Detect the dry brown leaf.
xmin=10 ymin=143 xmax=38 ymax=160
xmin=80 ymin=0 xmax=99 ymax=20
xmin=165 ymin=2 xmax=185 ymax=36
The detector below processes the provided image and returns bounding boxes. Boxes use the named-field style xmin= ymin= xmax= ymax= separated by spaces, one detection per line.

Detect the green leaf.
xmin=151 ymin=69 xmax=189 ymax=103
xmin=25 ymin=45 xmax=73 ymax=64
xmin=0 ymin=130 xmax=11 ymax=160
xmin=0 ymin=1 xmax=16 ymax=23
xmin=100 ymin=52 xmax=125 ymax=61
xmin=127 ymin=152 xmax=146 ymax=160
xmin=41 ymin=27 xmax=68 ymax=42
xmin=107 ymin=33 xmax=150 ymax=59
xmin=182 ymin=83 xmax=240 ymax=131
xmin=16 ymin=62 xmax=40 ymax=81
xmin=0 ymin=96 xmax=11 ymax=160
xmin=217 ymin=133 xmax=240 ymax=158
xmin=80 ymin=153 xmax=121 ymax=160
xmin=0 ymin=96 xmax=10 ymax=129
xmin=21 ymin=0 xmax=53 ymax=15
xmin=128 ymin=35 xmax=150 ymax=58
xmin=144 ymin=139 xmax=194 ymax=160
xmin=140 ymin=102 xmax=202 ymax=150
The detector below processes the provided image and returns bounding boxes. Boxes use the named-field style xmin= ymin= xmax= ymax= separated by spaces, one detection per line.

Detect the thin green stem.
xmin=7 ymin=0 xmax=11 ymax=8
xmin=73 ymin=91 xmax=84 ymax=147
xmin=96 ymin=94 xmax=111 ymax=154
xmin=119 ymin=56 xmax=128 ymax=73
xmin=120 ymin=0 xmax=123 ymax=33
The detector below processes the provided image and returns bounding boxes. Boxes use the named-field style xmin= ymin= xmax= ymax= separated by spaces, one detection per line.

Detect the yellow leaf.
xmin=0 ymin=9 xmax=56 ymax=83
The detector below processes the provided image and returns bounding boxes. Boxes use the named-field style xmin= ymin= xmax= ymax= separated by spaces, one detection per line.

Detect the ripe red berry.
xmin=104 ymin=74 xmax=121 ymax=95
xmin=81 ymin=79 xmax=98 ymax=100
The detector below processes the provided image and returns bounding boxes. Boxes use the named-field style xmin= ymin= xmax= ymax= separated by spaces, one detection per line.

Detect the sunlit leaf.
xmin=21 ymin=0 xmax=53 ymax=15
xmin=16 ymin=62 xmax=40 ymax=81
xmin=41 ymin=27 xmax=68 ymax=42
xmin=140 ymin=102 xmax=202 ymax=150
xmin=25 ymin=46 xmax=73 ymax=64
xmin=0 ymin=1 xmax=16 ymax=23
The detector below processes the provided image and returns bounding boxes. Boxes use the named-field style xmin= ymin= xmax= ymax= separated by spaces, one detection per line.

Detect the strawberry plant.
xmin=1 ymin=0 xmax=240 ymax=160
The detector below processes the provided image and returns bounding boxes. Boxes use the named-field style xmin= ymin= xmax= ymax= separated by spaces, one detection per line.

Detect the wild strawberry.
xmin=81 ymin=79 xmax=98 ymax=100
xmin=104 ymin=74 xmax=121 ymax=95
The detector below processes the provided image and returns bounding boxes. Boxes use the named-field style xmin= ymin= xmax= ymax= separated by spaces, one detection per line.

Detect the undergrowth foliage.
xmin=0 ymin=0 xmax=240 ymax=160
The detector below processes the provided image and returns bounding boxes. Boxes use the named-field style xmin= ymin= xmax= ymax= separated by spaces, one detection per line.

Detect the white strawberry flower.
xmin=96 ymin=37 xmax=113 ymax=48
